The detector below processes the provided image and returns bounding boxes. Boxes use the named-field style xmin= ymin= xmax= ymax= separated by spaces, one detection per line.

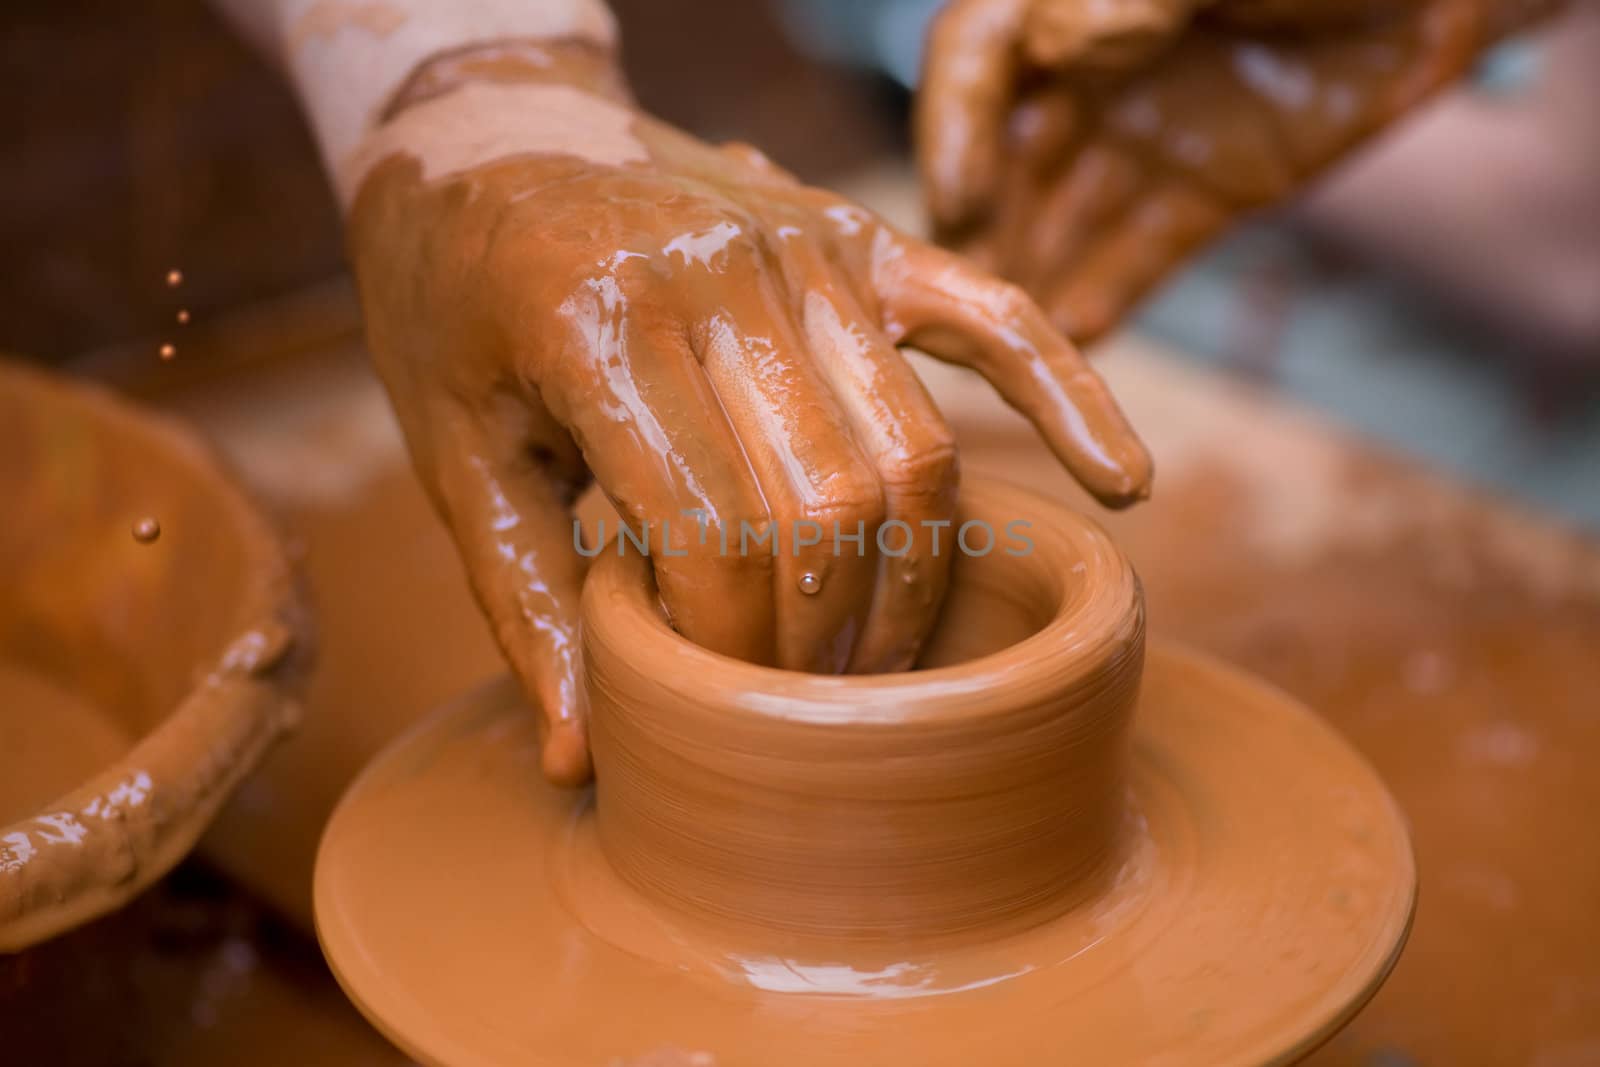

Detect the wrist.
xmin=341 ymin=65 xmax=650 ymax=210
xmin=383 ymin=37 xmax=633 ymax=120
xmin=277 ymin=0 xmax=619 ymax=198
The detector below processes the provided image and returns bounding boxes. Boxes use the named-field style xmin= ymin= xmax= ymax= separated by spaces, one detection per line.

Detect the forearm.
xmin=208 ymin=0 xmax=623 ymax=202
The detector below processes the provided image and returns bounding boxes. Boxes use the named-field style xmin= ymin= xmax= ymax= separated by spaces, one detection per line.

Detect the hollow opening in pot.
xmin=913 ymin=543 xmax=1063 ymax=670
xmin=609 ymin=490 xmax=1090 ymax=682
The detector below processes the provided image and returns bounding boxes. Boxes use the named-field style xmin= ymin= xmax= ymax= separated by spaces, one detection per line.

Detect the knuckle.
xmin=716 ymin=225 xmax=769 ymax=271
xmin=928 ymin=4 xmax=961 ymax=47
xmin=793 ymin=469 xmax=886 ymax=538
xmin=930 ymin=0 xmax=982 ymax=47
xmin=987 ymin=280 xmax=1037 ymax=324
xmin=879 ymin=436 xmax=959 ymax=496
xmin=665 ymin=506 xmax=778 ymax=577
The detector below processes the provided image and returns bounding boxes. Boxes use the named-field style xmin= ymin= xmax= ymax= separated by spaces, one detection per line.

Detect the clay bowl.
xmin=317 ymin=477 xmax=1414 ymax=1066
xmin=0 ymin=359 xmax=308 ymax=953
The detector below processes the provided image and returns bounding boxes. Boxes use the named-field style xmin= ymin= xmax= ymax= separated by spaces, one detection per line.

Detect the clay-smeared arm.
xmin=213 ymin=0 xmax=1153 ymax=785
xmin=918 ymin=0 xmax=1568 ymax=342
xmin=209 ymin=0 xmax=621 ymax=200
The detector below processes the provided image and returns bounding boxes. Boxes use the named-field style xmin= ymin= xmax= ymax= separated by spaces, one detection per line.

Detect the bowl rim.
xmin=0 ymin=358 xmax=309 ymax=953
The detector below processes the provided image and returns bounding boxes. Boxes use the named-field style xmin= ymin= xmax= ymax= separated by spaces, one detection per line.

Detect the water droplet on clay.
xmin=159 ymin=343 xmax=176 ymax=361
xmin=176 ymin=309 xmax=190 ymax=325
xmin=165 ymin=269 xmax=183 ymax=287
xmin=798 ymin=572 xmax=822 ymax=595
xmin=132 ymin=517 xmax=161 ymax=543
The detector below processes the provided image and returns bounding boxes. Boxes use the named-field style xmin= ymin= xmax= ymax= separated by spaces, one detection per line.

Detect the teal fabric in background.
xmin=1138 ymin=224 xmax=1600 ymax=530
xmin=777 ymin=0 xmax=942 ymax=87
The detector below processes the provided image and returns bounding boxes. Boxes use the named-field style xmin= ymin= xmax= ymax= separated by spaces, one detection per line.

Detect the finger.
xmin=1099 ymin=36 xmax=1295 ymax=209
xmin=1206 ymin=0 xmax=1427 ymax=31
xmin=1014 ymin=140 xmax=1147 ymax=292
xmin=1379 ymin=0 xmax=1482 ymax=119
xmin=1040 ymin=178 xmax=1229 ymax=344
xmin=916 ymin=0 xmax=1030 ymax=232
xmin=1024 ymin=0 xmax=1191 ymax=70
xmin=1480 ymin=0 xmax=1565 ymax=43
xmin=534 ymin=287 xmax=777 ymax=667
xmin=793 ymin=249 xmax=959 ymax=674
xmin=978 ymin=94 xmax=1086 ymax=285
xmin=874 ymin=236 xmax=1153 ymax=506
xmin=695 ymin=271 xmax=885 ymax=674
xmin=1011 ymin=88 xmax=1081 ymax=178
xmin=427 ymin=406 xmax=593 ymax=786
xmin=946 ymin=224 xmax=1004 ymax=276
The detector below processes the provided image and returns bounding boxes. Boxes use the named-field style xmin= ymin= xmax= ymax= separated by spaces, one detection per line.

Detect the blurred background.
xmin=4 ymin=4 xmax=1598 ymax=1065
xmin=4 ymin=0 xmax=1597 ymax=523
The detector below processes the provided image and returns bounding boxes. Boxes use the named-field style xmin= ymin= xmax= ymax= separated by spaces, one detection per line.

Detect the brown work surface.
xmin=924 ymin=346 xmax=1600 ymax=1067
xmin=0 ymin=862 xmax=406 ymax=1065
xmin=31 ymin=289 xmax=1600 ymax=1065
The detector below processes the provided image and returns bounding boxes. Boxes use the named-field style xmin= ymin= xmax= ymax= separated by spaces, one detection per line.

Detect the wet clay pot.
xmin=584 ymin=478 xmax=1144 ymax=944
xmin=316 ymin=478 xmax=1414 ymax=1066
xmin=0 ymin=359 xmax=308 ymax=953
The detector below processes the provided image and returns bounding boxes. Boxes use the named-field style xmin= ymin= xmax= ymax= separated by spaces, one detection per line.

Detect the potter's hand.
xmin=917 ymin=0 xmax=1561 ymax=342
xmin=346 ymin=44 xmax=1152 ymax=784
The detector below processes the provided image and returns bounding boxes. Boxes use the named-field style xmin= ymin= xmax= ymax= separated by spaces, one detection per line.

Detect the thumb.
xmin=429 ymin=419 xmax=594 ymax=787
xmin=917 ymin=0 xmax=1030 ymax=231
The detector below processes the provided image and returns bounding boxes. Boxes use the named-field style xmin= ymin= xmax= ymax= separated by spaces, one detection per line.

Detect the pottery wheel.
xmin=315 ymin=641 xmax=1413 ymax=1067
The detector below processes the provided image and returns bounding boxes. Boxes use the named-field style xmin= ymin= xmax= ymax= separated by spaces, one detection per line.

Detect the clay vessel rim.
xmin=582 ymin=477 xmax=1141 ymax=725
xmin=0 ymin=357 xmax=308 ymax=952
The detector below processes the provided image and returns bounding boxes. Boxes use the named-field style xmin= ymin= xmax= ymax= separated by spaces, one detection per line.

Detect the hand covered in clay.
xmin=917 ymin=0 xmax=1561 ymax=342
xmin=347 ymin=45 xmax=1152 ymax=785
